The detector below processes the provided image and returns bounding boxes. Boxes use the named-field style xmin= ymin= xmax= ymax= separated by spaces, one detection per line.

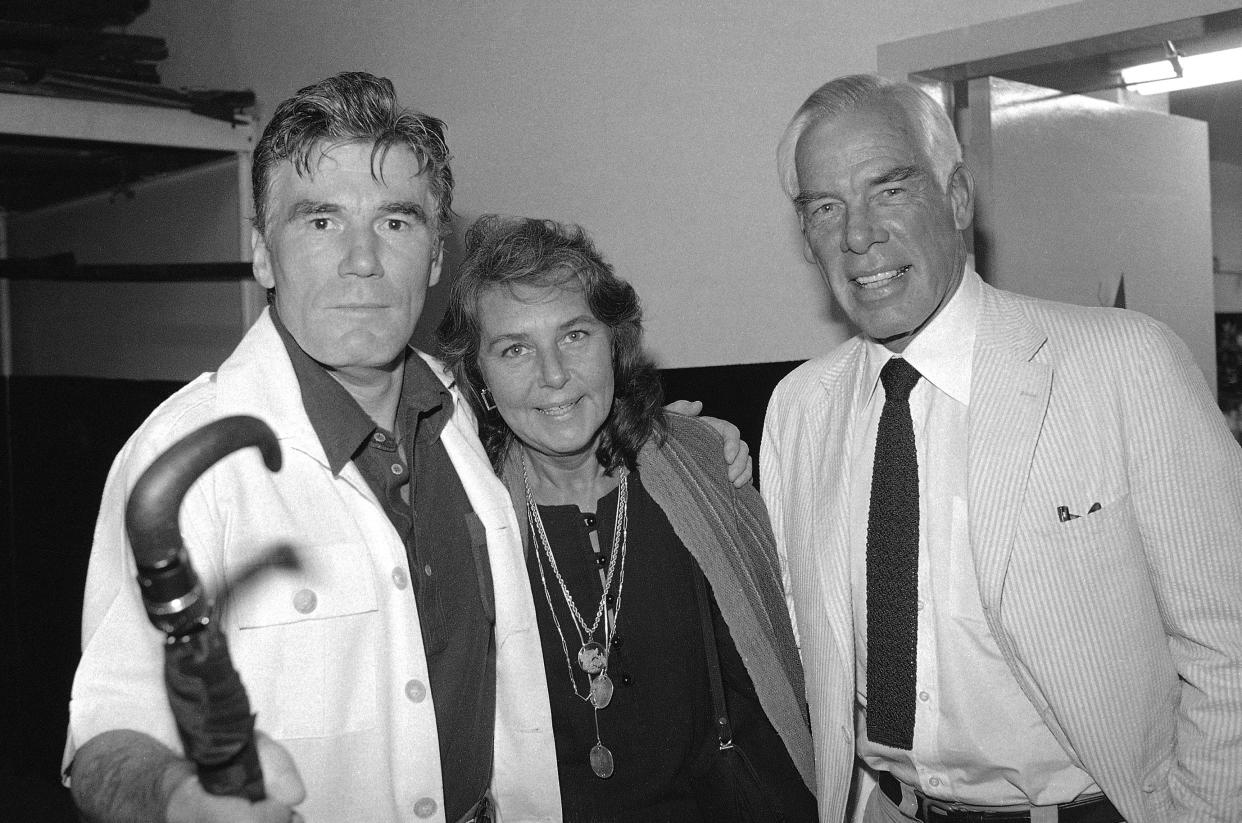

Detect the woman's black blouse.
xmin=526 ymin=471 xmax=766 ymax=823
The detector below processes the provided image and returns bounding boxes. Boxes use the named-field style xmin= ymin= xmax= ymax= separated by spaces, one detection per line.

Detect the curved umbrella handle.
xmin=126 ymin=415 xmax=281 ymax=637
xmin=125 ymin=414 xmax=281 ymax=801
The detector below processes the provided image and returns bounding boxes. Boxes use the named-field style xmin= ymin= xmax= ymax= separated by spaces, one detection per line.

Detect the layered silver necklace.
xmin=522 ymin=461 xmax=629 ymax=779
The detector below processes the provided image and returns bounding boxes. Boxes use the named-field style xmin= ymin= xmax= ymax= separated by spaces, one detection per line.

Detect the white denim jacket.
xmin=65 ymin=310 xmax=560 ymax=822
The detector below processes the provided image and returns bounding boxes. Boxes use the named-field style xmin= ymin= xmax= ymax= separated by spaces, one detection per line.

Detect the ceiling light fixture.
xmin=1121 ymin=40 xmax=1242 ymax=95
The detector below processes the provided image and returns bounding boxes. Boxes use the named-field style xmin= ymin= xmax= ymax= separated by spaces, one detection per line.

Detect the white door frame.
xmin=877 ymin=0 xmax=1242 ymax=84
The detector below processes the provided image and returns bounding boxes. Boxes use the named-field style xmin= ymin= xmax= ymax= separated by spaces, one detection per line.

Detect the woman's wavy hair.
xmin=438 ymin=215 xmax=665 ymax=473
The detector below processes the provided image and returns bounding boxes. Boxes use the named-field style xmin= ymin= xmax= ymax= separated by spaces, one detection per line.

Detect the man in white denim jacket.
xmin=65 ymin=71 xmax=563 ymax=823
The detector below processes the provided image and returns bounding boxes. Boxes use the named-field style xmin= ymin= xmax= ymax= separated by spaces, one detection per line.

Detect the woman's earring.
xmin=479 ymin=387 xmax=498 ymax=412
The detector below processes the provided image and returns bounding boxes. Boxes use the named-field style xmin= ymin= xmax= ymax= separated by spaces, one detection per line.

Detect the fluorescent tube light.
xmin=1121 ymin=45 xmax=1242 ymax=95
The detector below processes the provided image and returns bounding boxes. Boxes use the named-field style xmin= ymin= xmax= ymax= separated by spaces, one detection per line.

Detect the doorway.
xmin=879 ymin=0 xmax=1242 ymax=442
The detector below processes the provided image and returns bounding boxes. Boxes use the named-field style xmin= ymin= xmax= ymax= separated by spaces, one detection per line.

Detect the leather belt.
xmin=877 ymin=772 xmax=1123 ymax=823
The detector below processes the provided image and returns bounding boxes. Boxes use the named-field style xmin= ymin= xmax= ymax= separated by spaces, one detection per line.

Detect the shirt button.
xmin=423 ymin=563 xmax=433 ymax=578
xmin=919 ymin=691 xmax=930 ymax=702
xmin=292 ymin=589 xmax=317 ymax=614
xmin=405 ymin=679 xmax=427 ymax=703
xmin=391 ymin=567 xmax=409 ymax=589
xmin=917 ymin=599 xmax=926 ymax=611
xmin=929 ymin=777 xmax=941 ymax=788
xmin=373 ymin=432 xmax=387 ymax=443
xmin=413 ymin=797 xmax=438 ymax=818
xmin=390 ymin=463 xmax=403 ymax=476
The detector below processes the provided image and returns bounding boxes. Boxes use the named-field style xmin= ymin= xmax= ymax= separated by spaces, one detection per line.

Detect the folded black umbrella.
xmin=125 ymin=415 xmax=280 ymax=801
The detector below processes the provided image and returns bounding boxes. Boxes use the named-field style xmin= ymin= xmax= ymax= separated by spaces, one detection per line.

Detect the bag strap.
xmin=692 ymin=565 xmax=734 ymax=750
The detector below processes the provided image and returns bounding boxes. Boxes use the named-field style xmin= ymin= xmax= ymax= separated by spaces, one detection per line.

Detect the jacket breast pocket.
xmin=1009 ymin=494 xmax=1164 ymax=639
xmin=1003 ymin=494 xmax=1178 ymax=753
xmin=1017 ymin=492 xmax=1141 ymax=568
xmin=228 ymin=542 xmax=380 ymax=739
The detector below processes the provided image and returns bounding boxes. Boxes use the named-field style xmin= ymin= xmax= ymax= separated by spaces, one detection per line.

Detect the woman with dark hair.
xmin=439 ymin=215 xmax=816 ymax=822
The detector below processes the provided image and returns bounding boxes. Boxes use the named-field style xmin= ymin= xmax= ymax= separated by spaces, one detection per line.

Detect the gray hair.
xmin=776 ymin=74 xmax=961 ymax=201
xmin=251 ymin=71 xmax=454 ymax=236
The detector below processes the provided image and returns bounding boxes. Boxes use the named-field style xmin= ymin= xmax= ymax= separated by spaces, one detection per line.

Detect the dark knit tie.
xmin=866 ymin=357 xmax=922 ymax=750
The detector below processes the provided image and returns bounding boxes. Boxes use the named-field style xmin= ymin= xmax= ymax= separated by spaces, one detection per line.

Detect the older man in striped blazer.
xmin=762 ymin=74 xmax=1242 ymax=823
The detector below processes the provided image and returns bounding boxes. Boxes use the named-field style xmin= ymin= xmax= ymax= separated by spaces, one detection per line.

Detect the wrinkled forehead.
xmin=287 ymin=138 xmax=431 ymax=185
xmin=794 ymin=101 xmax=926 ymax=186
xmin=262 ymin=138 xmax=439 ymax=204
xmin=258 ymin=139 xmax=442 ymax=230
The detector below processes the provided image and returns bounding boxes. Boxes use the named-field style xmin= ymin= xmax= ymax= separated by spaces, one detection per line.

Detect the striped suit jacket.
xmin=761 ymin=281 xmax=1242 ymax=823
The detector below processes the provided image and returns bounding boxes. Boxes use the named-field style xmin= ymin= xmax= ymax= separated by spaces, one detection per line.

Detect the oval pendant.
xmin=589 ymin=673 xmax=614 ymax=709
xmin=590 ymin=742 xmax=615 ymax=778
xmin=577 ymin=642 xmax=607 ymax=676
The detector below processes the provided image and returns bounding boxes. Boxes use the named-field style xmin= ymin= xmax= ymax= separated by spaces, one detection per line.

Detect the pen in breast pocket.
xmin=1057 ymin=502 xmax=1102 ymax=522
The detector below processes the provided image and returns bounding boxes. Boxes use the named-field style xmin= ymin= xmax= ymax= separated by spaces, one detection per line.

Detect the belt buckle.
xmin=921 ymin=797 xmax=964 ymax=821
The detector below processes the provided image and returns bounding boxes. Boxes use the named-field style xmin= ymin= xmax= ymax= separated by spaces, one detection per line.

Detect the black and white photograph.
xmin=3 ymin=2 xmax=1240 ymax=822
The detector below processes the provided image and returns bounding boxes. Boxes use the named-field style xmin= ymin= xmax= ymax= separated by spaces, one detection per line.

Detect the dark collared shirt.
xmin=272 ymin=310 xmax=495 ymax=821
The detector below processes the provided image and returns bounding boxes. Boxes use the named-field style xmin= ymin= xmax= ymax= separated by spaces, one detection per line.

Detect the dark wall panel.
xmin=659 ymin=360 xmax=803 ymax=488
xmin=2 ymin=375 xmax=182 ymax=818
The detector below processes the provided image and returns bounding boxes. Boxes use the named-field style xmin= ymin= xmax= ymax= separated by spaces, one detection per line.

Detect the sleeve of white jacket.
xmin=761 ymin=387 xmax=801 ymax=650
xmin=1122 ymin=319 xmax=1242 ymax=821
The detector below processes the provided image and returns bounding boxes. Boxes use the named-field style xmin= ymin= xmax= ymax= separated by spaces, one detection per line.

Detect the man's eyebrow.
xmin=285 ymin=200 xmax=432 ymax=223
xmin=289 ymin=200 xmax=339 ymax=218
xmin=379 ymin=201 xmax=430 ymax=223
xmin=870 ymin=165 xmax=923 ymax=187
xmin=793 ymin=165 xmax=928 ymax=208
xmin=793 ymin=190 xmax=831 ymax=209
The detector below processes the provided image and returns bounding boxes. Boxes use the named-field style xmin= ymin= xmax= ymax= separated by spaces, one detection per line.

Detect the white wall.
xmin=129 ymin=0 xmax=1079 ymax=367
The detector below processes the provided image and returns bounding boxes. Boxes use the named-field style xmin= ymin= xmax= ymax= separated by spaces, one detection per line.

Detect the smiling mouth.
xmin=854 ymin=265 xmax=912 ymax=288
xmin=537 ymin=398 xmax=581 ymax=416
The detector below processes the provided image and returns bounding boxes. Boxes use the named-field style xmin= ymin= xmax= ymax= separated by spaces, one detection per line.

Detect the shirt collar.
xmin=862 ymin=264 xmax=981 ymax=407
xmin=271 ymin=306 xmax=453 ymax=475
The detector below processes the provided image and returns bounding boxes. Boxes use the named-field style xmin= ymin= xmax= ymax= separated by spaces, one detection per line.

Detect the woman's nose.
xmin=539 ymin=348 xmax=568 ymax=388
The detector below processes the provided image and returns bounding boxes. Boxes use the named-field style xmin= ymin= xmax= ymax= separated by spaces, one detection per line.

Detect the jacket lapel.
xmin=968 ymin=285 xmax=1052 ymax=611
xmin=815 ymin=357 xmax=866 ymax=679
xmin=777 ymin=343 xmax=865 ymax=729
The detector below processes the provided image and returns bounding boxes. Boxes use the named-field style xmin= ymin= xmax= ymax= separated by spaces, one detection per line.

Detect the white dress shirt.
xmin=849 ymin=268 xmax=1099 ymax=805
